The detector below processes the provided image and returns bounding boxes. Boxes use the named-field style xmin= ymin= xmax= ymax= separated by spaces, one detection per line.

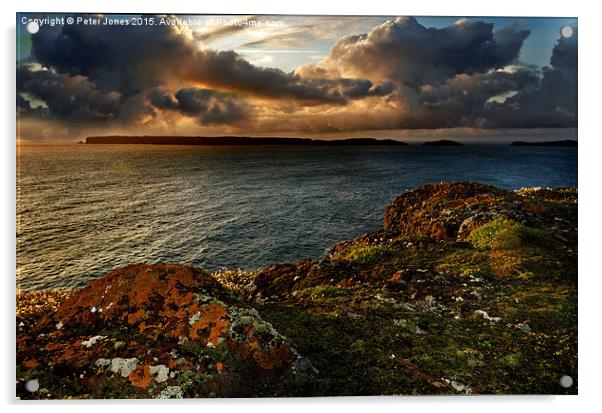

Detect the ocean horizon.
xmin=16 ymin=143 xmax=577 ymax=290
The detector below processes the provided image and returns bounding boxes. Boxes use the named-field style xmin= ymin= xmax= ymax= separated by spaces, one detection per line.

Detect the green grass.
xmin=338 ymin=244 xmax=394 ymax=266
xmin=435 ymin=249 xmax=491 ymax=278
xmin=468 ymin=218 xmax=556 ymax=251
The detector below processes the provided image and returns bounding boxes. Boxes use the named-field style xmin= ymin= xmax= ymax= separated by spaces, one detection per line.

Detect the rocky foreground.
xmin=16 ymin=182 xmax=577 ymax=398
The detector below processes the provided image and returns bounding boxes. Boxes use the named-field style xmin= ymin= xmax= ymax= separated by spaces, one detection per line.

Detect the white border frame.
xmin=3 ymin=1 xmax=599 ymax=411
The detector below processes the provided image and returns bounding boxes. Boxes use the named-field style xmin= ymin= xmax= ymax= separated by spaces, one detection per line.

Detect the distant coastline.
xmin=85 ymin=136 xmax=409 ymax=146
xmin=510 ymin=139 xmax=577 ymax=147
xmin=77 ymin=136 xmax=580 ymax=147
xmin=421 ymin=139 xmax=463 ymax=146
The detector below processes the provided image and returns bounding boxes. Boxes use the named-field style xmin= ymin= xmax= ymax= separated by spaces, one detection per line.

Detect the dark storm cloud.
xmin=313 ymin=16 xmax=530 ymax=88
xmin=17 ymin=65 xmax=122 ymax=121
xmin=17 ymin=93 xmax=34 ymax=112
xmin=148 ymin=88 xmax=179 ymax=110
xmin=486 ymin=26 xmax=577 ymax=128
xmin=17 ymin=91 xmax=47 ymax=118
xmin=420 ymin=68 xmax=540 ymax=107
xmin=19 ymin=14 xmax=577 ymax=132
xmin=30 ymin=16 xmax=193 ymax=96
xmin=182 ymin=49 xmax=391 ymax=104
xmin=395 ymin=68 xmax=540 ymax=129
xmin=150 ymin=87 xmax=248 ymax=125
xmin=299 ymin=16 xmax=576 ymax=129
xmin=27 ymin=14 xmax=389 ymax=108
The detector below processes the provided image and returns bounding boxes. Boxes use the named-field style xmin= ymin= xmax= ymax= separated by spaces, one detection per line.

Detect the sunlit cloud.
xmin=17 ymin=14 xmax=577 ymax=141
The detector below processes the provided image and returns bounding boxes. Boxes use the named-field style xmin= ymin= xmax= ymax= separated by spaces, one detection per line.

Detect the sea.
xmin=16 ymin=143 xmax=577 ymax=290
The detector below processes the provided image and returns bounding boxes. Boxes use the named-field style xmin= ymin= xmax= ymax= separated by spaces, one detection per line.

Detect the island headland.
xmin=85 ymin=136 xmax=408 ymax=146
xmin=421 ymin=140 xmax=463 ymax=146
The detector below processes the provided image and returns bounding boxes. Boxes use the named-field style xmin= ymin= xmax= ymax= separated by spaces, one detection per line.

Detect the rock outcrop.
xmin=17 ymin=264 xmax=299 ymax=398
xmin=383 ymin=182 xmax=576 ymax=241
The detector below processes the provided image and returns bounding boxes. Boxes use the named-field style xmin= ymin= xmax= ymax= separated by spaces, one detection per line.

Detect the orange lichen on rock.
xmin=127 ymin=309 xmax=147 ymax=325
xmin=23 ymin=359 xmax=40 ymax=369
xmin=43 ymin=339 xmax=89 ymax=367
xmin=384 ymin=183 xmax=508 ymax=240
xmin=189 ymin=303 xmax=230 ymax=345
xmin=129 ymin=364 xmax=153 ymax=389
xmin=18 ymin=263 xmax=298 ymax=398
xmin=337 ymin=278 xmax=355 ymax=288
xmin=215 ymin=362 xmax=224 ymax=373
xmin=64 ymin=265 xmax=215 ymax=316
xmin=252 ymin=344 xmax=296 ymax=370
xmin=40 ymin=263 xmax=233 ymax=344
xmin=229 ymin=333 xmax=295 ymax=373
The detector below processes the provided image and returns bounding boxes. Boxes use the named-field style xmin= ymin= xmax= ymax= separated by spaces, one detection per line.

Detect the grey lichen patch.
xmin=193 ymin=293 xmax=214 ymax=305
xmin=150 ymin=365 xmax=170 ymax=383
xmin=95 ymin=358 xmax=111 ymax=368
xmin=156 ymin=386 xmax=184 ymax=399
xmin=103 ymin=357 xmax=138 ymax=377
xmin=442 ymin=377 xmax=473 ymax=394
xmin=228 ymin=306 xmax=288 ymax=346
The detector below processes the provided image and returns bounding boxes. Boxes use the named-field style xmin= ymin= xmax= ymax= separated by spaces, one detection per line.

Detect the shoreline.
xmin=16 ymin=184 xmax=577 ymax=293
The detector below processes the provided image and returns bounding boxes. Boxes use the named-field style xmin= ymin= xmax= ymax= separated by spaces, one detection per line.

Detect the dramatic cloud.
xmin=495 ymin=25 xmax=578 ymax=127
xmin=150 ymin=87 xmax=248 ymax=125
xmin=295 ymin=17 xmax=576 ymax=130
xmin=17 ymin=14 xmax=577 ymax=139
xmin=30 ymin=17 xmax=194 ymax=96
xmin=17 ymin=65 xmax=122 ymax=121
xmin=181 ymin=49 xmax=391 ymax=104
xmin=25 ymin=15 xmax=389 ymax=106
xmin=403 ymin=67 xmax=541 ymax=129
xmin=297 ymin=17 xmax=530 ymax=87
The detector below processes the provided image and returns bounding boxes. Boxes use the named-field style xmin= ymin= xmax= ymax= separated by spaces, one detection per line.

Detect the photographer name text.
xmin=21 ymin=16 xmax=286 ymax=28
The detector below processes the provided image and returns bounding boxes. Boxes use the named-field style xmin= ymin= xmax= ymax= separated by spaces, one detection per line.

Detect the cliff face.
xmin=17 ymin=183 xmax=577 ymax=398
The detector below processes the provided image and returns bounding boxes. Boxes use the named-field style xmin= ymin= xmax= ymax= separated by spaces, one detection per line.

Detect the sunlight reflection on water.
xmin=16 ymin=143 xmax=577 ymax=290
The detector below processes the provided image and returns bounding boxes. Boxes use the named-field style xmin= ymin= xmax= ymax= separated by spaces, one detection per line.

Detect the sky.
xmin=16 ymin=14 xmax=577 ymax=142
